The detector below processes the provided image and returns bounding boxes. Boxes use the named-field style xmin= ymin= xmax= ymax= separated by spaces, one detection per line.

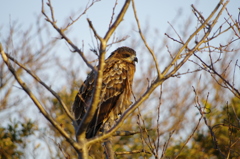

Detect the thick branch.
xmin=76 ymin=27 xmax=107 ymax=140
xmin=162 ymin=0 xmax=225 ymax=77
xmin=76 ymin=0 xmax=132 ymax=140
xmin=167 ymin=0 xmax=229 ymax=80
xmin=104 ymin=0 xmax=131 ymax=42
xmin=103 ymin=139 xmax=115 ymax=159
xmin=86 ymin=0 xmax=230 ymax=146
xmin=87 ymin=79 xmax=161 ymax=145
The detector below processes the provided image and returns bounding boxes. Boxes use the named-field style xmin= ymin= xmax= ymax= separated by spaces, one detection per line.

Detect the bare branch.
xmin=115 ymin=149 xmax=151 ymax=155
xmin=0 ymin=43 xmax=81 ymax=153
xmin=193 ymin=86 xmax=226 ymax=158
xmin=167 ymin=21 xmax=184 ymax=44
xmin=5 ymin=53 xmax=75 ymax=122
xmin=194 ymin=53 xmax=240 ymax=99
xmin=47 ymin=0 xmax=56 ymax=22
xmin=104 ymin=0 xmax=131 ymax=42
xmin=109 ymin=0 xmax=118 ymax=29
xmin=107 ymin=35 xmax=129 ymax=47
xmin=137 ymin=110 xmax=155 ymax=156
xmin=76 ymin=0 xmax=132 ymax=153
xmin=113 ymin=130 xmax=147 ymax=136
xmin=41 ymin=0 xmax=96 ymax=71
xmin=87 ymin=79 xmax=161 ymax=145
xmin=87 ymin=18 xmax=103 ymax=41
xmin=132 ymin=0 xmax=162 ymax=79
xmin=174 ymin=115 xmax=203 ymax=159
xmin=161 ymin=131 xmax=175 ymax=159
xmin=64 ymin=0 xmax=100 ymax=31
xmin=165 ymin=33 xmax=184 ymax=45
xmin=103 ymin=139 xmax=115 ymax=159
xmin=163 ymin=0 xmax=228 ymax=78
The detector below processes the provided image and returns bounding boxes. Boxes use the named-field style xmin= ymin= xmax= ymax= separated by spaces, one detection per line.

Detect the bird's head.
xmin=108 ymin=46 xmax=138 ymax=64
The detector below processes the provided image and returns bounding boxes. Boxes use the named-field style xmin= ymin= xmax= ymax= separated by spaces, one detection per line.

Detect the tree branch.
xmin=75 ymin=1 xmax=133 ymax=157
xmin=104 ymin=0 xmax=131 ymax=42
xmin=41 ymin=0 xmax=96 ymax=71
xmin=132 ymin=0 xmax=162 ymax=79
xmin=76 ymin=0 xmax=132 ymax=138
xmin=5 ymin=53 xmax=75 ymax=122
xmin=115 ymin=149 xmax=151 ymax=155
xmin=87 ymin=0 xmax=230 ymax=146
xmin=194 ymin=53 xmax=240 ymax=99
xmin=162 ymin=0 xmax=226 ymax=77
xmin=0 ymin=43 xmax=81 ymax=153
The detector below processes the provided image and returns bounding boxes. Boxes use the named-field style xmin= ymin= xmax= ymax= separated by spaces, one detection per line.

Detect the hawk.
xmin=72 ymin=46 xmax=138 ymax=138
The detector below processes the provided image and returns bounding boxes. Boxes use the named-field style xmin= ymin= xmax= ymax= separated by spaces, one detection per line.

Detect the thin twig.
xmin=194 ymin=53 xmax=240 ymax=98
xmin=87 ymin=18 xmax=103 ymax=41
xmin=167 ymin=21 xmax=185 ymax=44
xmin=104 ymin=0 xmax=131 ymax=42
xmin=109 ymin=0 xmax=118 ymax=28
xmin=6 ymin=53 xmax=74 ymax=121
xmin=41 ymin=0 xmax=96 ymax=71
xmin=156 ymin=85 xmax=162 ymax=157
xmin=64 ymin=0 xmax=100 ymax=31
xmin=115 ymin=149 xmax=151 ymax=155
xmin=161 ymin=131 xmax=175 ymax=159
xmin=174 ymin=115 xmax=203 ymax=159
xmin=193 ymin=86 xmax=226 ymax=158
xmin=132 ymin=0 xmax=162 ymax=79
xmin=162 ymin=0 xmax=227 ymax=78
xmin=0 ymin=43 xmax=81 ymax=153
xmin=165 ymin=33 xmax=183 ymax=45
xmin=113 ymin=130 xmax=148 ymax=136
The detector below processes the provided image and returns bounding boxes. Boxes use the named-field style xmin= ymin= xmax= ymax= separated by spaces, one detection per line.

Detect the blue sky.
xmin=1 ymin=0 xmax=239 ymax=76
xmin=1 ymin=0 xmax=239 ymax=48
xmin=1 ymin=0 xmax=239 ymax=112
xmin=1 ymin=0 xmax=239 ymax=102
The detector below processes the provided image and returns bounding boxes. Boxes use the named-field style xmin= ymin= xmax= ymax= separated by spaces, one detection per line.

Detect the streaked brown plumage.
xmin=72 ymin=46 xmax=137 ymax=138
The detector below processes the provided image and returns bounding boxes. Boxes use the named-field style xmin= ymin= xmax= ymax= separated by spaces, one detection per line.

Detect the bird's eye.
xmin=122 ymin=53 xmax=130 ymax=58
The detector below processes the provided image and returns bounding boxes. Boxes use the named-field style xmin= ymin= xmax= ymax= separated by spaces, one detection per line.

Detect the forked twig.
xmin=194 ymin=53 xmax=240 ymax=99
xmin=132 ymin=0 xmax=162 ymax=79
xmin=0 ymin=44 xmax=81 ymax=153
xmin=6 ymin=53 xmax=74 ymax=121
xmin=41 ymin=0 xmax=95 ymax=71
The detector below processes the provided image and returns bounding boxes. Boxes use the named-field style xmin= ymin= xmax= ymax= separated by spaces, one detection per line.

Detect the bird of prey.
xmin=72 ymin=46 xmax=138 ymax=138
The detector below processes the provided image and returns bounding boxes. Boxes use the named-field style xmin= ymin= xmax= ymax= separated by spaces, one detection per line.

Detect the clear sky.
xmin=1 ymin=0 xmax=239 ymax=80
xmin=1 ymin=0 xmax=239 ymax=50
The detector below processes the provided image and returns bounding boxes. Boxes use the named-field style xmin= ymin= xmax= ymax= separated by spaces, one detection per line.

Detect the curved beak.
xmin=134 ymin=57 xmax=138 ymax=63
